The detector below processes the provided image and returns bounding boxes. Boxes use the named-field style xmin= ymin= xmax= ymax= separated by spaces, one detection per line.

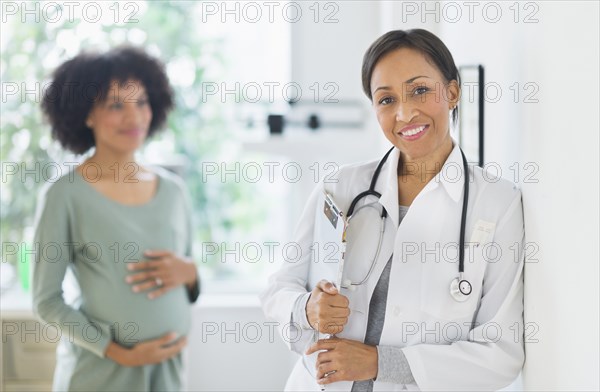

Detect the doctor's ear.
xmin=445 ymin=80 xmax=460 ymax=110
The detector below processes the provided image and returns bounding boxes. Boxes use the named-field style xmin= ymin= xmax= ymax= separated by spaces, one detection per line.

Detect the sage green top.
xmin=32 ymin=167 xmax=199 ymax=358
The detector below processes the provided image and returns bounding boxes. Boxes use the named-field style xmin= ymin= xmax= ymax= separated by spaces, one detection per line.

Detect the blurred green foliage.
xmin=0 ymin=1 xmax=268 ymax=281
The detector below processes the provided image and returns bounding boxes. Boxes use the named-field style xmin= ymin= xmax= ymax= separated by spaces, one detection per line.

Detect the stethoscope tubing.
xmin=343 ymin=146 xmax=472 ymax=297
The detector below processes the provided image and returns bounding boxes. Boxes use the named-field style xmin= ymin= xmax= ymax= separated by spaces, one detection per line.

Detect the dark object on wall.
xmin=268 ymin=114 xmax=285 ymax=134
xmin=307 ymin=114 xmax=320 ymax=130
xmin=458 ymin=65 xmax=485 ymax=167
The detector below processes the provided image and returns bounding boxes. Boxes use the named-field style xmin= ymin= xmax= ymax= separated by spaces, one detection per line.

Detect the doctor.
xmin=260 ymin=29 xmax=525 ymax=391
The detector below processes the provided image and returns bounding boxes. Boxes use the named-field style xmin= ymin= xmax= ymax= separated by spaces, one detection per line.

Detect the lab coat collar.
xmin=377 ymin=139 xmax=465 ymax=226
xmin=433 ymin=139 xmax=465 ymax=204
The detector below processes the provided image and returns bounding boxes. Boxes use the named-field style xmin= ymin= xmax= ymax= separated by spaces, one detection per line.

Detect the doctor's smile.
xmin=397 ymin=124 xmax=429 ymax=140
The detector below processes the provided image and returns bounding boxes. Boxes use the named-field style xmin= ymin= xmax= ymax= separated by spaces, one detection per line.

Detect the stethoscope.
xmin=339 ymin=146 xmax=473 ymax=302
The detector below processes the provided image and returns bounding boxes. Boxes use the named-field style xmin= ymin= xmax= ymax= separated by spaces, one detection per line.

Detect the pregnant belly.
xmin=82 ymin=284 xmax=191 ymax=347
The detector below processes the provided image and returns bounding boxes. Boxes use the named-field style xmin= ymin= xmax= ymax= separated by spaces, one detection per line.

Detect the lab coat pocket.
xmin=419 ymin=220 xmax=495 ymax=321
xmin=418 ymin=252 xmax=485 ymax=340
xmin=418 ymin=237 xmax=493 ymax=341
xmin=419 ymin=260 xmax=477 ymax=321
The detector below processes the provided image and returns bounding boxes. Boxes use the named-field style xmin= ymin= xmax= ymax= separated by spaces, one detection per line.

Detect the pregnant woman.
xmin=33 ymin=46 xmax=200 ymax=391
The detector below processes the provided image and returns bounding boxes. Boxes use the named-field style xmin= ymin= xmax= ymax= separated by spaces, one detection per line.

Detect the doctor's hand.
xmin=105 ymin=332 xmax=187 ymax=367
xmin=126 ymin=250 xmax=198 ymax=299
xmin=306 ymin=280 xmax=350 ymax=335
xmin=306 ymin=337 xmax=378 ymax=384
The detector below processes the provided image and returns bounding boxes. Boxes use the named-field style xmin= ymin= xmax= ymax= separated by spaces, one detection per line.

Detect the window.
xmin=0 ymin=1 xmax=292 ymax=295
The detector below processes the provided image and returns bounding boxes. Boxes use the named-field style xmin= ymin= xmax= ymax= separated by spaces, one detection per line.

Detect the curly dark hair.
xmin=41 ymin=46 xmax=174 ymax=154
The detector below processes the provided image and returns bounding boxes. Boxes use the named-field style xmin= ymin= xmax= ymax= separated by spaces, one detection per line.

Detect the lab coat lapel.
xmin=378 ymin=141 xmax=468 ymax=344
xmin=377 ymin=147 xmax=400 ymax=228
xmin=359 ymin=147 xmax=400 ymax=303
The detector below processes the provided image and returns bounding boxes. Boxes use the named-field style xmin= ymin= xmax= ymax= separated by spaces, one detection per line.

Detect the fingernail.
xmin=125 ymin=277 xmax=132 ymax=283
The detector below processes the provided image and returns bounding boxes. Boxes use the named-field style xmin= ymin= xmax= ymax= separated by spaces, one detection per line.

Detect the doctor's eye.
xmin=378 ymin=96 xmax=394 ymax=106
xmin=412 ymin=86 xmax=430 ymax=96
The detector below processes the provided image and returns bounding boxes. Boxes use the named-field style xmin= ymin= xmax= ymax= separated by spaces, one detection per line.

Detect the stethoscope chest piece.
xmin=450 ymin=277 xmax=472 ymax=302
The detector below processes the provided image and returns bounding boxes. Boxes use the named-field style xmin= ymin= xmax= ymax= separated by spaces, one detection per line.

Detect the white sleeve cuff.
xmin=292 ymin=292 xmax=313 ymax=330
xmin=376 ymin=345 xmax=415 ymax=385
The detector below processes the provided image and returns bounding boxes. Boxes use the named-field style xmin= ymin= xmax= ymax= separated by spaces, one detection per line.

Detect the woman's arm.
xmin=32 ymin=183 xmax=112 ymax=358
xmin=183 ymin=186 xmax=200 ymax=302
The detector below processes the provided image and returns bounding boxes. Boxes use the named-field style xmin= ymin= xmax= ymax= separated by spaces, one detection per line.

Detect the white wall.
xmin=290 ymin=1 xmax=382 ymax=102
xmin=517 ymin=2 xmax=599 ymax=390
xmin=286 ymin=1 xmax=386 ymax=226
xmin=185 ymin=297 xmax=296 ymax=391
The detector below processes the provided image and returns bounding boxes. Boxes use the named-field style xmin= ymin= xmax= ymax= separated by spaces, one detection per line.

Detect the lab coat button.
xmin=393 ymin=306 xmax=401 ymax=317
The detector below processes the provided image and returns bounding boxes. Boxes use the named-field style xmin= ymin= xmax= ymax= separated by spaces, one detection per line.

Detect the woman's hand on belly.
xmin=305 ymin=337 xmax=378 ymax=385
xmin=126 ymin=250 xmax=198 ymax=299
xmin=105 ymin=332 xmax=187 ymax=367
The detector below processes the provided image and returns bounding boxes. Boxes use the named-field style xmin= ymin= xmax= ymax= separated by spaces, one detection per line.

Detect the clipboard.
xmin=308 ymin=191 xmax=349 ymax=390
xmin=311 ymin=191 xmax=347 ymax=289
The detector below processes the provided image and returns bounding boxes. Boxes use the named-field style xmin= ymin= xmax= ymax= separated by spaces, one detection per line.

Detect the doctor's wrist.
xmin=293 ymin=292 xmax=314 ymax=330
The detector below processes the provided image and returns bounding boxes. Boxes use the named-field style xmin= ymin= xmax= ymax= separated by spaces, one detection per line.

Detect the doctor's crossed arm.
xmin=306 ymin=338 xmax=379 ymax=384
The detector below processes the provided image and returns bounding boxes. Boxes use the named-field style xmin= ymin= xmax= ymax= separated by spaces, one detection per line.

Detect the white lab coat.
xmin=260 ymin=142 xmax=525 ymax=391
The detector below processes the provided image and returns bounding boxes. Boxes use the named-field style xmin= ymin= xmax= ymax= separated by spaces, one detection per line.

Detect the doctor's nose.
xmin=395 ymin=101 xmax=418 ymax=124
